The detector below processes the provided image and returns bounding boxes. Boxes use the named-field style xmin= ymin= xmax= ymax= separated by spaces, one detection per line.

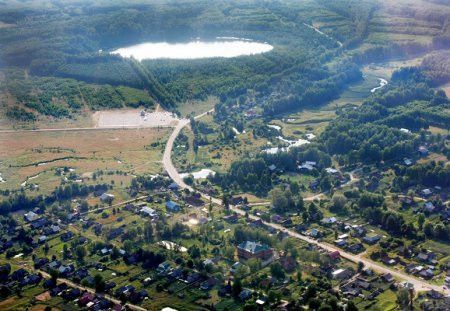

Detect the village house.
xmin=400 ymin=128 xmax=411 ymax=134
xmin=24 ymin=211 xmax=39 ymax=222
xmin=362 ymin=234 xmax=381 ymax=245
xmin=34 ymin=257 xmax=49 ymax=269
xmin=200 ymin=277 xmax=217 ymax=290
xmin=140 ymin=206 xmax=158 ymax=218
xmin=347 ymin=243 xmax=364 ymax=254
xmin=60 ymin=231 xmax=73 ymax=242
xmin=418 ymin=146 xmax=429 ymax=156
xmin=351 ymin=225 xmax=367 ymax=237
xmin=249 ymin=219 xmax=265 ymax=229
xmin=338 ymin=234 xmax=349 ymax=240
xmin=231 ymin=196 xmax=245 ymax=205
xmin=156 ymin=261 xmax=172 ymax=275
xmin=168 ymin=182 xmax=179 ymax=191
xmin=325 ymin=167 xmax=340 ymax=175
xmin=400 ymin=196 xmax=413 ymax=206
xmin=329 ymin=251 xmax=340 ymax=261
xmin=419 ymin=268 xmax=434 ymax=279
xmin=322 ymin=217 xmax=337 ymax=225
xmin=100 ymin=193 xmax=114 ymax=203
xmin=279 ymin=254 xmax=297 ymax=272
xmin=334 ymin=239 xmax=346 ymax=247
xmin=223 ymin=213 xmax=239 ymax=223
xmin=184 ymin=194 xmax=204 ymax=207
xmin=78 ymin=292 xmax=95 ymax=307
xmin=271 ymin=214 xmax=284 ymax=223
xmin=237 ymin=241 xmax=273 ymax=260
xmin=49 ymin=224 xmax=61 ymax=234
xmin=309 ymin=179 xmax=320 ymax=190
xmin=309 ymin=228 xmax=321 ymax=238
xmin=230 ymin=261 xmax=245 ymax=274
xmin=332 ymin=268 xmax=352 ymax=281
xmin=421 ymin=188 xmax=433 ymax=197
xmin=239 ymin=288 xmax=253 ymax=301
xmin=298 ymin=161 xmax=316 ymax=172
xmin=423 ymin=202 xmax=435 ymax=213
xmin=381 ymin=256 xmax=397 ymax=266
xmin=381 ymin=273 xmax=394 ymax=282
xmin=403 ymin=158 xmax=413 ymax=166
xmin=107 ymin=227 xmax=123 ymax=240
xmin=166 ymin=200 xmax=181 ymax=212
xmin=416 ymin=252 xmax=436 ymax=264
xmin=58 ymin=264 xmax=74 ymax=277
xmin=31 ymin=217 xmax=49 ymax=230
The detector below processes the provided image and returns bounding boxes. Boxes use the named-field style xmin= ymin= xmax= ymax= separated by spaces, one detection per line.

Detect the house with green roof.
xmin=237 ymin=241 xmax=273 ymax=260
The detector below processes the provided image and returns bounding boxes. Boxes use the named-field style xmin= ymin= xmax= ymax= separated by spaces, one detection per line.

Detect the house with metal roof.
xmin=237 ymin=241 xmax=273 ymax=260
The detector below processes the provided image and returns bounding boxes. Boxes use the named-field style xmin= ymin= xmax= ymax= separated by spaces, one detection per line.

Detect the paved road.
xmin=162 ymin=110 xmax=450 ymax=295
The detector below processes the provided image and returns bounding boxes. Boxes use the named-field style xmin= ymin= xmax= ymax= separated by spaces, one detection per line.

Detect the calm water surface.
xmin=111 ymin=40 xmax=273 ymax=60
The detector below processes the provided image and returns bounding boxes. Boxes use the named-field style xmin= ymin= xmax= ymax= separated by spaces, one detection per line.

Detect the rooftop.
xmin=238 ymin=241 xmax=270 ymax=254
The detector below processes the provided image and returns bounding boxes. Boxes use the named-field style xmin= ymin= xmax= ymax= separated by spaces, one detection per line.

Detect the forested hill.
xmin=0 ymin=0 xmax=449 ymax=117
xmin=0 ymin=0 xmax=348 ymax=113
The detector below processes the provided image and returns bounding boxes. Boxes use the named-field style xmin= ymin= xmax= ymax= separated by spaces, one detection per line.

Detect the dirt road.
xmin=162 ymin=110 xmax=449 ymax=295
xmin=0 ymin=124 xmax=175 ymax=134
xmin=32 ymin=270 xmax=146 ymax=311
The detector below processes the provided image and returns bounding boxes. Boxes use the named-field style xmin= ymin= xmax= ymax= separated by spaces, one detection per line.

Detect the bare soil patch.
xmin=93 ymin=109 xmax=179 ymax=128
xmin=35 ymin=291 xmax=51 ymax=302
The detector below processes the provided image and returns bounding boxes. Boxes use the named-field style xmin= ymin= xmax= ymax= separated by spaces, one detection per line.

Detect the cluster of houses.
xmin=316 ymin=217 xmax=382 ymax=254
xmin=339 ymin=272 xmax=386 ymax=301
xmin=15 ymin=211 xmax=64 ymax=247
xmin=124 ymin=199 xmax=181 ymax=218
xmin=47 ymin=283 xmax=122 ymax=310
xmin=398 ymin=186 xmax=449 ymax=219
xmin=0 ymin=264 xmax=42 ymax=291
xmin=404 ymin=251 xmax=438 ymax=280
xmin=375 ymin=244 xmax=446 ymax=282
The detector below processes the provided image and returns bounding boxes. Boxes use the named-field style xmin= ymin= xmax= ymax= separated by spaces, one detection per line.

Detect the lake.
xmin=180 ymin=168 xmax=216 ymax=179
xmin=111 ymin=39 xmax=273 ymax=60
xmin=263 ymin=136 xmax=311 ymax=154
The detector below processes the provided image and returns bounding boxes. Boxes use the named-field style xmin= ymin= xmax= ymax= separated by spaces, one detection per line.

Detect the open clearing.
xmin=442 ymin=83 xmax=450 ymax=98
xmin=0 ymin=128 xmax=170 ymax=195
xmin=93 ymin=109 xmax=179 ymax=128
xmin=177 ymin=96 xmax=219 ymax=118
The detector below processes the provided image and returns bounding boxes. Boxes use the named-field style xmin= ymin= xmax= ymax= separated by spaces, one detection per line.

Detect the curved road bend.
xmin=162 ymin=111 xmax=449 ymax=295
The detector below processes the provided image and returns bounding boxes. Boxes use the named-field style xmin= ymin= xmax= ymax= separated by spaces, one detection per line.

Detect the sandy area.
xmin=441 ymin=83 xmax=450 ymax=98
xmin=36 ymin=291 xmax=51 ymax=302
xmin=93 ymin=109 xmax=180 ymax=128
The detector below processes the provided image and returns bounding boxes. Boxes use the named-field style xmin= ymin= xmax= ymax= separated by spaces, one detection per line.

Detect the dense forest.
xmin=1 ymin=69 xmax=156 ymax=119
xmin=1 ymin=0 xmax=449 ymax=119
xmin=214 ymin=65 xmax=449 ymax=194
xmin=0 ymin=0 xmax=345 ymax=110
xmin=321 ymin=72 xmax=449 ymax=165
xmin=5 ymin=0 xmax=448 ymax=120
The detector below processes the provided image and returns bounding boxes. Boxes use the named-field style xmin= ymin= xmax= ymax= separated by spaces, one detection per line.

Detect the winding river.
xmin=370 ymin=78 xmax=388 ymax=93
